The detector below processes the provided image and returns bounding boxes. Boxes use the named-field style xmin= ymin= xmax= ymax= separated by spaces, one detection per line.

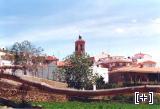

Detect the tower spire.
xmin=79 ymin=35 xmax=82 ymax=39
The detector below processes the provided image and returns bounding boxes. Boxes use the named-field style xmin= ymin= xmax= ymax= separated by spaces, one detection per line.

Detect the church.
xmin=74 ymin=36 xmax=160 ymax=85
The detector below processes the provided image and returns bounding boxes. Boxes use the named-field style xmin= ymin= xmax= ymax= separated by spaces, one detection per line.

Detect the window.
xmin=75 ymin=45 xmax=78 ymax=51
xmin=80 ymin=44 xmax=83 ymax=51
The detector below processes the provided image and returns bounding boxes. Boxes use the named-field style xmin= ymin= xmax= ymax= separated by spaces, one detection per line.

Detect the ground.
xmin=32 ymin=101 xmax=160 ymax=109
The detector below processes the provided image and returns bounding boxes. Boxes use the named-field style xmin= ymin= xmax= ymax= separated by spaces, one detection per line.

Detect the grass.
xmin=32 ymin=101 xmax=160 ymax=109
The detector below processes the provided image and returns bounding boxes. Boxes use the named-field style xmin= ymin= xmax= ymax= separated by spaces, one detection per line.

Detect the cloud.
xmin=115 ymin=28 xmax=125 ymax=33
xmin=1 ymin=0 xmax=160 ymax=59
xmin=1 ymin=15 xmax=160 ymax=46
xmin=131 ymin=19 xmax=137 ymax=23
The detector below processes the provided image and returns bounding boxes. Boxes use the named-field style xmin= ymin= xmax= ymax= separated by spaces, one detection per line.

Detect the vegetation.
xmin=8 ymin=40 xmax=44 ymax=75
xmin=63 ymin=52 xmax=93 ymax=89
xmin=32 ymin=101 xmax=160 ymax=109
xmin=96 ymin=77 xmax=119 ymax=89
xmin=10 ymin=40 xmax=43 ymax=63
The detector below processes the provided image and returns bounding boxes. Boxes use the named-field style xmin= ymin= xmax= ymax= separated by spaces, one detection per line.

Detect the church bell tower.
xmin=75 ymin=35 xmax=85 ymax=55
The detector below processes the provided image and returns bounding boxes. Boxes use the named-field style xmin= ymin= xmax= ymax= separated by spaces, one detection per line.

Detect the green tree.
xmin=63 ymin=52 xmax=93 ymax=89
xmin=96 ymin=77 xmax=118 ymax=89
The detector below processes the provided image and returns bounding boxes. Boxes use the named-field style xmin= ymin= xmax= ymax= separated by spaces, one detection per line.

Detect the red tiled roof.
xmin=46 ymin=56 xmax=58 ymax=61
xmin=110 ymin=66 xmax=160 ymax=74
xmin=134 ymin=53 xmax=151 ymax=59
xmin=143 ymin=60 xmax=156 ymax=64
xmin=57 ymin=61 xmax=71 ymax=67
xmin=99 ymin=59 xmax=132 ymax=64
xmin=57 ymin=61 xmax=65 ymax=67
xmin=134 ymin=53 xmax=145 ymax=57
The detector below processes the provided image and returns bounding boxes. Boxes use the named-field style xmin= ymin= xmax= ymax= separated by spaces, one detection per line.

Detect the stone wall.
xmin=0 ymin=81 xmax=67 ymax=102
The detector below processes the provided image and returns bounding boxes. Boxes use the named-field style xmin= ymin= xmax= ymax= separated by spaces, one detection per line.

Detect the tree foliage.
xmin=63 ymin=53 xmax=93 ymax=89
xmin=96 ymin=77 xmax=118 ymax=89
xmin=10 ymin=40 xmax=43 ymax=63
xmin=9 ymin=40 xmax=44 ymax=75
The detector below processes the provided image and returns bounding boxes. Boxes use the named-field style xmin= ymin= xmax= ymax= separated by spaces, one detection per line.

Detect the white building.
xmin=133 ymin=53 xmax=157 ymax=67
xmin=92 ymin=52 xmax=109 ymax=83
xmin=0 ymin=51 xmax=12 ymax=66
xmin=0 ymin=50 xmax=12 ymax=73
xmin=94 ymin=52 xmax=110 ymax=62
xmin=92 ymin=64 xmax=109 ymax=83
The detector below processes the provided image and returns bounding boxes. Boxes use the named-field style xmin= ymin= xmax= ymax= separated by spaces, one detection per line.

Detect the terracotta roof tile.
xmin=110 ymin=66 xmax=160 ymax=74
xmin=57 ymin=61 xmax=65 ymax=67
xmin=46 ymin=56 xmax=58 ymax=61
xmin=143 ymin=60 xmax=156 ymax=64
xmin=134 ymin=53 xmax=151 ymax=59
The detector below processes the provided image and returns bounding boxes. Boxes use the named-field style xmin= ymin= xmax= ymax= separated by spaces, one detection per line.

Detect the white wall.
xmin=92 ymin=65 xmax=109 ymax=83
xmin=0 ymin=52 xmax=6 ymax=59
xmin=0 ymin=60 xmax=12 ymax=66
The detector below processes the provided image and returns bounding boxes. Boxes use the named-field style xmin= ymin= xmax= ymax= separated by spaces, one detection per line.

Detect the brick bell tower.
xmin=75 ymin=35 xmax=85 ymax=55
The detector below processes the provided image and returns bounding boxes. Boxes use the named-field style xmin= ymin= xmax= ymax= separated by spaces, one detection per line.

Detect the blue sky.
xmin=0 ymin=0 xmax=160 ymax=60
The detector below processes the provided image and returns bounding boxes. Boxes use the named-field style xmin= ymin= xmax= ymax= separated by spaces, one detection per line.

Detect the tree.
xmin=9 ymin=40 xmax=44 ymax=75
xmin=63 ymin=52 xmax=93 ymax=89
xmin=96 ymin=77 xmax=118 ymax=89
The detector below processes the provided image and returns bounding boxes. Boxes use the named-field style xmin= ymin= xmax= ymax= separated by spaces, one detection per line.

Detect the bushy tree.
xmin=96 ymin=77 xmax=118 ymax=89
xmin=64 ymin=53 xmax=93 ymax=89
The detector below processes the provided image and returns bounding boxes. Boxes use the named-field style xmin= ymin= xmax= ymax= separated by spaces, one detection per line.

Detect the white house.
xmin=133 ymin=53 xmax=157 ymax=67
xmin=92 ymin=65 xmax=109 ymax=83
xmin=0 ymin=50 xmax=12 ymax=73
xmin=91 ymin=64 xmax=108 ymax=91
xmin=0 ymin=51 xmax=12 ymax=66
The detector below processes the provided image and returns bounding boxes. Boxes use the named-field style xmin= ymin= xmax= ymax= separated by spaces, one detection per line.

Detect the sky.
xmin=0 ymin=0 xmax=160 ymax=61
